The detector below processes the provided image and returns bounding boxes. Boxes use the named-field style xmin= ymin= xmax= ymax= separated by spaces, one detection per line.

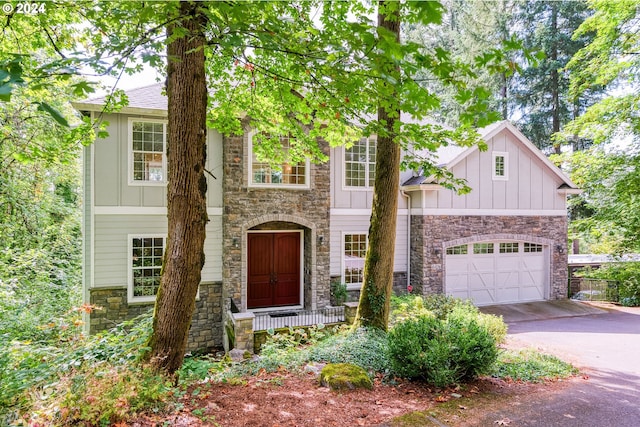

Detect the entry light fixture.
xmin=318 ymin=235 xmax=324 ymax=245
xmin=232 ymin=237 xmax=239 ymax=248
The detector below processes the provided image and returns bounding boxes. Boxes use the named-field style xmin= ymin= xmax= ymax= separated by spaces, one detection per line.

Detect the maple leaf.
xmin=494 ymin=418 xmax=512 ymax=426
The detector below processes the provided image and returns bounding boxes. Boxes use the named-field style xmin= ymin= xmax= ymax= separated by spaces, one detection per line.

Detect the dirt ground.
xmin=128 ymin=367 xmax=574 ymax=427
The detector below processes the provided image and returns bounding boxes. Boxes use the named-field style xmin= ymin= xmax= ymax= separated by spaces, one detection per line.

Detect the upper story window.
xmin=249 ymin=133 xmax=309 ymax=188
xmin=492 ymin=151 xmax=508 ymax=181
xmin=344 ymin=137 xmax=376 ymax=188
xmin=129 ymin=119 xmax=167 ymax=185
xmin=129 ymin=235 xmax=165 ymax=303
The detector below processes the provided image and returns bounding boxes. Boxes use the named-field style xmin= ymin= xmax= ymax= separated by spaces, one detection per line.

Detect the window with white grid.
xmin=345 ymin=137 xmax=376 ymax=188
xmin=130 ymin=120 xmax=166 ymax=184
xmin=250 ymin=134 xmax=308 ymax=187
xmin=499 ymin=242 xmax=519 ymax=253
xmin=130 ymin=236 xmax=164 ymax=302
xmin=524 ymin=242 xmax=543 ymax=253
xmin=492 ymin=152 xmax=508 ymax=180
xmin=344 ymin=234 xmax=367 ymax=287
xmin=446 ymin=244 xmax=468 ymax=255
xmin=473 ymin=243 xmax=494 ymax=254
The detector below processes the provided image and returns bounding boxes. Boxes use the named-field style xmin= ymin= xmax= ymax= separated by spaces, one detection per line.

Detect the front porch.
xmin=226 ymin=303 xmax=358 ymax=354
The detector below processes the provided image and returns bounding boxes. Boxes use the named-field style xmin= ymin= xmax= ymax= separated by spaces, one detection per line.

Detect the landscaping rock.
xmin=319 ymin=363 xmax=373 ymax=391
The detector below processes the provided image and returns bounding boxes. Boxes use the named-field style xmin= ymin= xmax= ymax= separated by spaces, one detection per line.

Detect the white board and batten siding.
xmin=420 ymin=128 xmax=568 ymax=213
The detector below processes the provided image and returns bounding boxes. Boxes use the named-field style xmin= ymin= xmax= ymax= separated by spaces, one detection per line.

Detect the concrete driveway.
xmin=470 ymin=301 xmax=640 ymax=426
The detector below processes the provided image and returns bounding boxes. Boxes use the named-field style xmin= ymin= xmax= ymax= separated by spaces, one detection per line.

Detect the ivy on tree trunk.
xmin=353 ymin=1 xmax=401 ymax=331
xmin=147 ymin=1 xmax=209 ymax=374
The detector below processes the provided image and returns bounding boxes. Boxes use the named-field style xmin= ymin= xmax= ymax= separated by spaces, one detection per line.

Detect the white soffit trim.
xmin=72 ymin=102 xmax=168 ymax=118
xmin=558 ymin=188 xmax=583 ymax=195
xmin=400 ymin=184 xmax=444 ymax=192
xmin=95 ymin=206 xmax=223 ymax=216
xmin=411 ymin=208 xmax=567 ymax=216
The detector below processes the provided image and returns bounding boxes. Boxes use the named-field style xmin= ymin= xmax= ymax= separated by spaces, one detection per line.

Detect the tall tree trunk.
xmin=147 ymin=1 xmax=208 ymax=374
xmin=550 ymin=2 xmax=561 ymax=154
xmin=354 ymin=1 xmax=400 ymax=331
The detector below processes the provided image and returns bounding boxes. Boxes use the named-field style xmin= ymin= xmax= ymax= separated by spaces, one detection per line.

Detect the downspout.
xmin=401 ymin=190 xmax=411 ymax=292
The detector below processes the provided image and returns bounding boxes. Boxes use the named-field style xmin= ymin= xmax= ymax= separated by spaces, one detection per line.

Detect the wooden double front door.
xmin=247 ymin=232 xmax=301 ymax=309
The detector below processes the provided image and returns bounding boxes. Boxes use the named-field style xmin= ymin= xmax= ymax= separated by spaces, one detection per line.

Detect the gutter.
xmin=401 ymin=190 xmax=411 ymax=291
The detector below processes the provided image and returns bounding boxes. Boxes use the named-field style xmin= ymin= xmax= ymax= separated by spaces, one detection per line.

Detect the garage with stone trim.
xmin=444 ymin=240 xmax=549 ymax=306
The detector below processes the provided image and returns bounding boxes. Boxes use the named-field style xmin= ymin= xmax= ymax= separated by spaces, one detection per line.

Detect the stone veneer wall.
xmin=89 ymin=282 xmax=223 ymax=352
xmin=410 ymin=215 xmax=568 ymax=300
xmin=222 ymin=126 xmax=332 ymax=314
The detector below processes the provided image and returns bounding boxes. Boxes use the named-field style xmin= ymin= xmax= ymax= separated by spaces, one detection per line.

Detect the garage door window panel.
xmin=446 ymin=244 xmax=468 ymax=255
xmin=473 ymin=243 xmax=494 ymax=254
xmin=446 ymin=240 xmax=547 ymax=305
xmin=524 ymin=243 xmax=543 ymax=253
xmin=499 ymin=242 xmax=519 ymax=253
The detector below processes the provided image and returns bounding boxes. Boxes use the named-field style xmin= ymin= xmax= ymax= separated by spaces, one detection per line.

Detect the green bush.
xmin=390 ymin=294 xmax=507 ymax=343
xmin=0 ymin=312 xmax=158 ymax=425
xmin=330 ymin=281 xmax=348 ymax=306
xmin=387 ymin=306 xmax=500 ymax=387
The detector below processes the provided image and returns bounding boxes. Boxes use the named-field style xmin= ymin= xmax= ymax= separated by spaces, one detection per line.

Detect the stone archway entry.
xmin=247 ymin=231 xmax=301 ymax=309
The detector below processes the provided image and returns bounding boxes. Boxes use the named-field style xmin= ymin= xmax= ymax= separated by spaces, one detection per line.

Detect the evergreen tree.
xmin=513 ymin=0 xmax=599 ymax=153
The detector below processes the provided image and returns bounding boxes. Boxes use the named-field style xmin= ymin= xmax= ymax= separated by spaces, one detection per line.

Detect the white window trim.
xmin=247 ymin=130 xmax=310 ymax=189
xmin=127 ymin=234 xmax=165 ymax=303
xmin=342 ymin=137 xmax=376 ymax=191
xmin=341 ymin=231 xmax=368 ymax=291
xmin=128 ymin=118 xmax=168 ymax=186
xmin=492 ymin=151 xmax=509 ymax=181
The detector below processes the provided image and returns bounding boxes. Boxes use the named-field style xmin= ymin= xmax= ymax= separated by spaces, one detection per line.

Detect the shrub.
xmin=0 ymin=312 xmax=159 ymax=425
xmin=330 ymin=281 xmax=348 ymax=306
xmin=387 ymin=306 xmax=500 ymax=387
xmin=25 ymin=365 xmax=171 ymax=426
xmin=390 ymin=294 xmax=507 ymax=343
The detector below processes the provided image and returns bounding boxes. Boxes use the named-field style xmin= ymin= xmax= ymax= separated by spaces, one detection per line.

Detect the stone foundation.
xmin=89 ymin=282 xmax=223 ymax=352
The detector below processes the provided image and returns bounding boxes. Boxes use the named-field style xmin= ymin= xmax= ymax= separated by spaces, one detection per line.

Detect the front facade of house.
xmin=75 ymin=84 xmax=579 ymax=351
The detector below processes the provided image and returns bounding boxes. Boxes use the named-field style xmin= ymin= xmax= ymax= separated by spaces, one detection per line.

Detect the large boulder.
xmin=319 ymin=363 xmax=373 ymax=391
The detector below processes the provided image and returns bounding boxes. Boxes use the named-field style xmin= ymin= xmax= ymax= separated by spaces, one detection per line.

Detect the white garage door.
xmin=445 ymin=241 xmax=547 ymax=306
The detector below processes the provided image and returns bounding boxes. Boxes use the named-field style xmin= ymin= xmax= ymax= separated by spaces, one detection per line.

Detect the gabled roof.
xmin=402 ymin=120 xmax=580 ymax=192
xmin=72 ymin=83 xmax=167 ymax=117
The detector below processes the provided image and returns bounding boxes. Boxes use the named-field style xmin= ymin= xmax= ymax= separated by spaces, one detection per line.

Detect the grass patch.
xmin=491 ymin=348 xmax=579 ymax=382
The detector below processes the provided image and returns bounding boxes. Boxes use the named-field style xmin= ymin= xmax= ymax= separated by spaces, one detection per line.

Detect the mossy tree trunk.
xmin=353 ymin=1 xmax=401 ymax=331
xmin=147 ymin=1 xmax=209 ymax=374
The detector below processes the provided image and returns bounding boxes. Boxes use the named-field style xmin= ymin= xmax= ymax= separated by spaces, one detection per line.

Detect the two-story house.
xmin=74 ymin=84 xmax=579 ymax=351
